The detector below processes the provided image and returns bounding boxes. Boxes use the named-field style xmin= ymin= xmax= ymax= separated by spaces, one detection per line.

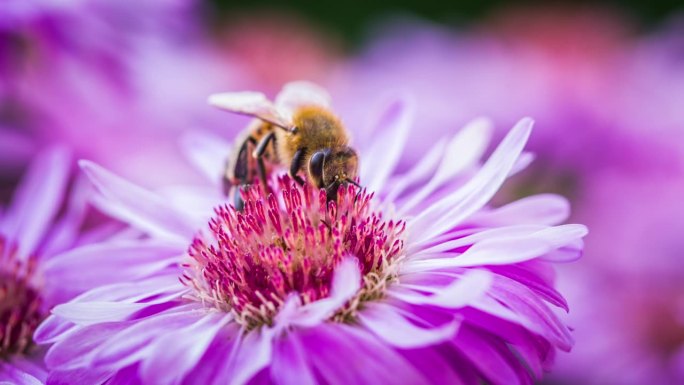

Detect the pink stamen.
xmin=182 ymin=176 xmax=405 ymax=326
xmin=0 ymin=237 xmax=44 ymax=358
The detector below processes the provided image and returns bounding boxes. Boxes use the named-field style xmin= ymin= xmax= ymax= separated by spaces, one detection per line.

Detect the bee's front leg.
xmin=253 ymin=132 xmax=276 ymax=195
xmin=289 ymin=148 xmax=306 ymax=186
xmin=227 ymin=136 xmax=258 ymax=210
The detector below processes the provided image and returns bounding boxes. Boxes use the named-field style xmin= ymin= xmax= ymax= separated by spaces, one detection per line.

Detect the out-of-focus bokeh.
xmin=1 ymin=0 xmax=683 ymax=383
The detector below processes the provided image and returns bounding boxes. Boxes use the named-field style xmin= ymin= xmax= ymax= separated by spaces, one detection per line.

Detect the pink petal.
xmin=80 ymin=160 xmax=197 ymax=241
xmin=0 ymin=362 xmax=44 ymax=385
xmin=470 ymin=194 xmax=571 ymax=227
xmin=45 ymin=322 xmax=130 ymax=369
xmin=34 ymin=314 xmax=77 ymax=345
xmin=510 ymin=151 xmax=535 ymax=175
xmin=0 ymin=146 xmax=70 ymax=258
xmin=301 ymin=324 xmax=428 ymax=385
xmin=179 ymin=131 xmax=231 ymax=186
xmin=399 ymin=348 xmax=473 ymax=385
xmin=42 ymin=240 xmax=180 ymax=297
xmin=452 ymin=326 xmax=527 ymax=385
xmin=471 ymin=291 xmax=572 ymax=352
xmin=270 ymin=332 xmax=317 ymax=385
xmin=180 ymin=325 xmax=241 ymax=385
xmin=46 ymin=368 xmax=113 ymax=385
xmin=406 ymin=224 xmax=587 ymax=271
xmin=389 ymin=269 xmax=492 ymax=308
xmin=282 ymin=257 xmax=361 ymax=328
xmin=220 ymin=328 xmax=274 ymax=385
xmin=68 ymin=275 xmax=182 ymax=303
xmin=140 ymin=312 xmax=232 ymax=385
xmin=382 ymin=138 xmax=447 ymax=204
xmin=93 ymin=307 xmax=202 ymax=369
xmin=398 ymin=117 xmax=493 ymax=215
xmin=408 ymin=118 xmax=533 ymax=245
xmin=360 ymin=96 xmax=414 ymax=193
xmin=52 ymin=290 xmax=187 ymax=325
xmin=358 ymin=302 xmax=460 ymax=348
xmin=39 ymin=175 xmax=92 ymax=258
xmin=411 ymin=224 xmax=550 ymax=256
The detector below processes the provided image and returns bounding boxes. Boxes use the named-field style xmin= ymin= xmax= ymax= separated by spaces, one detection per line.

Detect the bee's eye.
xmin=309 ymin=151 xmax=326 ymax=187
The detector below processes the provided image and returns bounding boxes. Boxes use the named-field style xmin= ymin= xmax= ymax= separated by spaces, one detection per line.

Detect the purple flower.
xmin=0 ymin=0 xmax=230 ymax=188
xmin=37 ymin=83 xmax=586 ymax=384
xmin=0 ymin=146 xmax=126 ymax=384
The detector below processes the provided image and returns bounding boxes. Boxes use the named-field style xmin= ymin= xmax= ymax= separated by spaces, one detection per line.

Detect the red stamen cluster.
xmin=0 ymin=237 xmax=43 ymax=358
xmin=182 ymin=176 xmax=405 ymax=327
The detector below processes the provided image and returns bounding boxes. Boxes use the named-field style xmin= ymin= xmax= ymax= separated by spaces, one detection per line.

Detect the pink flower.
xmin=0 ymin=146 xmax=142 ymax=383
xmin=37 ymin=83 xmax=586 ymax=384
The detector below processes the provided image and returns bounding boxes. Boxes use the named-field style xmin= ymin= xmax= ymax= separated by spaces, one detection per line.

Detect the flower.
xmin=37 ymin=83 xmax=587 ymax=384
xmin=0 ymin=146 xmax=128 ymax=383
xmin=0 ymin=0 xmax=240 ymax=188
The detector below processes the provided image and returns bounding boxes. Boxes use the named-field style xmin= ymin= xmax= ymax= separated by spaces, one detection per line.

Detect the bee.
xmin=209 ymin=82 xmax=359 ymax=206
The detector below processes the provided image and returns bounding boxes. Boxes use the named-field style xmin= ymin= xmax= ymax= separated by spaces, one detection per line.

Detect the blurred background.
xmin=1 ymin=1 xmax=683 ymax=384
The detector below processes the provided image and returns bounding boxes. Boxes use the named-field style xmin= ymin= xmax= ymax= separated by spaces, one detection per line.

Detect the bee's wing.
xmin=208 ymin=91 xmax=290 ymax=128
xmin=275 ymin=81 xmax=331 ymax=115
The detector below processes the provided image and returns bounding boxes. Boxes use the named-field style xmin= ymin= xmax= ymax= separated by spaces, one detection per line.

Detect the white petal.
xmin=208 ymin=92 xmax=289 ymax=128
xmin=398 ymin=117 xmax=493 ymax=215
xmin=92 ymin=306 xmax=205 ymax=369
xmin=360 ymin=96 xmax=414 ymax=193
xmin=469 ymin=194 xmax=570 ymax=227
xmin=0 ymin=146 xmax=70 ymax=258
xmin=42 ymin=240 xmax=179 ymax=294
xmin=404 ymin=224 xmax=588 ymax=273
xmin=390 ymin=269 xmax=492 ymax=308
xmin=52 ymin=290 xmax=187 ymax=325
xmin=510 ymin=151 xmax=535 ymax=175
xmin=358 ymin=302 xmax=460 ymax=348
xmin=80 ymin=161 xmax=197 ymax=241
xmin=271 ymin=332 xmax=317 ymax=385
xmin=223 ymin=329 xmax=274 ymax=385
xmin=179 ymin=131 xmax=231 ymax=186
xmin=413 ymin=225 xmax=549 ymax=256
xmin=382 ymin=138 xmax=447 ymax=204
xmin=408 ymin=118 xmax=533 ymax=245
xmin=140 ymin=312 xmax=232 ymax=385
xmin=281 ymin=257 xmax=361 ymax=328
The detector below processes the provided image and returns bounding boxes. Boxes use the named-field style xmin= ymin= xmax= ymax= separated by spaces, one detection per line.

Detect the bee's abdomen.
xmin=225 ymin=121 xmax=278 ymax=185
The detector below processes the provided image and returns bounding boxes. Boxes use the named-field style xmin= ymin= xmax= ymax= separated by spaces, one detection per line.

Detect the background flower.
xmin=0 ymin=146 xmax=142 ymax=383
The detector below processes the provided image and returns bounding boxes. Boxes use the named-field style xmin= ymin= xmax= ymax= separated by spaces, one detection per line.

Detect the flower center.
xmin=182 ymin=177 xmax=405 ymax=328
xmin=0 ymin=237 xmax=43 ymax=359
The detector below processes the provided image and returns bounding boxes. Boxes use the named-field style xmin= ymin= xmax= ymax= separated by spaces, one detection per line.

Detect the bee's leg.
xmin=231 ymin=136 xmax=258 ymax=210
xmin=326 ymin=184 xmax=340 ymax=203
xmin=253 ymin=132 xmax=276 ymax=193
xmin=289 ymin=148 xmax=306 ymax=186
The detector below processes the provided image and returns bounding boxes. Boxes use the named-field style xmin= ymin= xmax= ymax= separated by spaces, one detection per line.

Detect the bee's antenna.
xmin=345 ymin=178 xmax=362 ymax=188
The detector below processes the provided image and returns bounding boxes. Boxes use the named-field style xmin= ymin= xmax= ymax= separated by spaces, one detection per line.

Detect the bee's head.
xmin=308 ymin=147 xmax=359 ymax=200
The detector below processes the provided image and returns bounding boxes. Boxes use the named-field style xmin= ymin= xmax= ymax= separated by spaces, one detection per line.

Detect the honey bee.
xmin=209 ymin=82 xmax=359 ymax=205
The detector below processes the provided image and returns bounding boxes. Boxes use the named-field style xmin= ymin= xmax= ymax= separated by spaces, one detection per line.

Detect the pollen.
xmin=0 ymin=237 xmax=44 ymax=359
xmin=182 ymin=176 xmax=405 ymax=329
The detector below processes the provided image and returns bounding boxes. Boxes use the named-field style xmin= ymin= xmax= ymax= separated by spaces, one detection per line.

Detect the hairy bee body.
xmin=224 ymin=105 xmax=358 ymax=199
xmin=223 ymin=120 xmax=277 ymax=191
